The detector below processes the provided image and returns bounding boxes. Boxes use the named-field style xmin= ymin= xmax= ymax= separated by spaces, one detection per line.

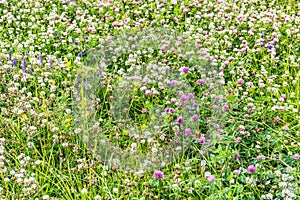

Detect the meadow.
xmin=0 ymin=0 xmax=299 ymax=199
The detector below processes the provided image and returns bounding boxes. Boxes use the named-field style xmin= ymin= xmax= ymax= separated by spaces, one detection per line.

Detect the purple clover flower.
xmin=237 ymin=78 xmax=244 ymax=85
xmin=169 ymin=80 xmax=177 ymax=87
xmin=187 ymin=93 xmax=194 ymax=99
xmin=222 ymin=105 xmax=229 ymax=111
xmin=207 ymin=175 xmax=216 ymax=182
xmin=199 ymin=136 xmax=206 ymax=144
xmin=182 ymin=67 xmax=189 ymax=73
xmin=180 ymin=94 xmax=188 ymax=102
xmin=198 ymin=79 xmax=205 ymax=85
xmin=153 ymin=170 xmax=164 ymax=179
xmin=283 ymin=126 xmax=289 ymax=131
xmin=235 ymin=137 xmax=242 ymax=143
xmin=247 ymin=165 xmax=256 ymax=173
xmin=184 ymin=128 xmax=192 ymax=135
xmin=212 ymin=105 xmax=219 ymax=110
xmin=175 ymin=116 xmax=184 ymax=124
xmin=190 ymin=114 xmax=199 ymax=122
xmin=160 ymin=44 xmax=168 ymax=51
xmin=234 ymin=153 xmax=240 ymax=159
xmin=192 ymin=102 xmax=197 ymax=108
xmin=169 ymin=108 xmax=175 ymax=114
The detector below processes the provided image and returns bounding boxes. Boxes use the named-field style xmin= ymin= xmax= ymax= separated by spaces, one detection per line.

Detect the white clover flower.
xmin=81 ymin=188 xmax=88 ymax=194
xmin=42 ymin=195 xmax=50 ymax=200
xmin=113 ymin=188 xmax=118 ymax=194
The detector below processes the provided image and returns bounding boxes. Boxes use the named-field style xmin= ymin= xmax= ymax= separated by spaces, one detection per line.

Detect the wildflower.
xmin=247 ymin=165 xmax=256 ymax=173
xmin=159 ymin=86 xmax=165 ymax=90
xmin=180 ymin=94 xmax=188 ymax=102
xmin=145 ymin=90 xmax=151 ymax=96
xmin=294 ymin=154 xmax=299 ymax=160
xmin=228 ymin=56 xmax=235 ymax=61
xmin=13 ymin=58 xmax=17 ymax=66
xmin=81 ymin=188 xmax=88 ymax=194
xmin=273 ymin=38 xmax=279 ymax=43
xmin=184 ymin=128 xmax=192 ymax=135
xmin=237 ymin=78 xmax=244 ymax=85
xmin=160 ymin=44 xmax=168 ymax=51
xmin=153 ymin=170 xmax=164 ymax=179
xmin=283 ymin=126 xmax=289 ymax=131
xmin=197 ymin=79 xmax=205 ymax=85
xmin=141 ymin=108 xmax=147 ymax=114
xmin=169 ymin=80 xmax=177 ymax=86
xmin=235 ymin=169 xmax=241 ymax=175
xmin=22 ymin=58 xmax=27 ymax=73
xmin=207 ymin=175 xmax=216 ymax=182
xmin=140 ymin=86 xmax=147 ymax=92
xmin=169 ymin=108 xmax=175 ymax=114
xmin=171 ymin=98 xmax=177 ymax=103
xmin=175 ymin=116 xmax=184 ymax=124
xmin=222 ymin=105 xmax=229 ymax=111
xmin=164 ymin=107 xmax=169 ymax=113
xmin=238 ymin=125 xmax=245 ymax=132
xmin=39 ymin=54 xmax=43 ymax=66
xmin=187 ymin=93 xmax=194 ymax=99
xmin=8 ymin=51 xmax=11 ymax=61
xmin=113 ymin=188 xmax=118 ymax=194
xmin=42 ymin=195 xmax=50 ymax=200
xmin=182 ymin=67 xmax=189 ymax=73
xmin=212 ymin=105 xmax=219 ymax=110
xmin=223 ymin=60 xmax=229 ymax=66
xmin=234 ymin=153 xmax=240 ymax=159
xmin=192 ymin=102 xmax=197 ymax=108
xmin=199 ymin=136 xmax=206 ymax=144
xmin=49 ymin=59 xmax=53 ymax=70
xmin=190 ymin=114 xmax=199 ymax=122
xmin=235 ymin=137 xmax=242 ymax=143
